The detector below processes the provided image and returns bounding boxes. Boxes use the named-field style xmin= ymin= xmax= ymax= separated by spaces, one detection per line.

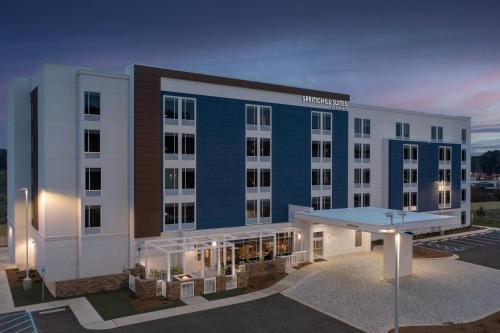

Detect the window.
xmin=403 ymin=192 xmax=417 ymax=210
xmin=403 ymin=145 xmax=410 ymax=161
xmin=461 ymin=149 xmax=467 ymax=162
xmin=396 ymin=122 xmax=402 ymax=138
xmin=403 ymin=169 xmax=410 ymax=184
xmin=461 ymin=169 xmax=467 ymax=182
xmin=182 ymin=168 xmax=195 ymax=189
xmin=412 ymin=145 xmax=418 ymax=161
xmin=323 ymin=169 xmax=331 ymax=186
xmin=363 ymin=119 xmax=370 ymax=137
xmin=165 ymin=133 xmax=178 ymax=154
xmin=363 ymin=144 xmax=370 ymax=160
xmin=354 ymin=169 xmax=362 ymax=186
xmin=260 ymin=107 xmax=271 ymax=126
xmin=165 ymin=168 xmax=178 ymax=190
xmin=462 ymin=129 xmax=467 ymax=144
xmin=181 ymin=99 xmax=195 ymax=120
xmin=403 ymin=144 xmax=418 ymax=162
xmin=84 ymin=92 xmax=100 ymax=115
xmin=354 ymin=193 xmax=361 ymax=207
xmin=312 ymin=141 xmax=321 ymax=158
xmin=445 ymin=190 xmax=451 ymax=205
xmin=396 ymin=122 xmax=409 ymax=138
xmin=322 ymin=196 xmax=331 ymax=210
xmin=461 ymin=189 xmax=466 ymax=202
xmin=438 ymin=126 xmax=443 ymax=141
xmin=246 ymin=138 xmax=257 ymax=157
xmin=354 ymin=143 xmax=362 ymax=160
xmin=431 ymin=126 xmax=437 ymax=141
xmin=311 ymin=197 xmax=321 ymax=210
xmin=312 ymin=112 xmax=321 ymax=130
xmin=165 ymin=203 xmax=178 ymax=225
xmin=354 ymin=118 xmax=362 ymax=137
xmin=363 ymin=169 xmax=370 ymax=185
xmin=323 ymin=113 xmax=332 ymax=131
xmin=246 ymin=200 xmax=257 ymax=218
xmin=260 ymin=138 xmax=270 ymax=157
xmin=323 ymin=142 xmax=331 ymax=158
xmin=85 ymin=205 xmax=101 ymax=228
xmin=181 ymin=203 xmax=195 ymax=224
xmin=260 ymin=199 xmax=270 ymax=218
xmin=247 ymin=169 xmax=257 ymax=187
xmin=403 ymin=123 xmax=410 ymax=138
xmin=355 ymin=230 xmax=362 ymax=247
xmin=411 ymin=169 xmax=418 ymax=184
xmin=363 ymin=193 xmax=370 ymax=207
xmin=439 ymin=190 xmax=451 ymax=208
xmin=246 ymin=106 xmax=257 ymax=125
xmin=260 ymin=169 xmax=271 ymax=188
xmin=85 ymin=168 xmax=101 ymax=191
xmin=164 ymin=97 xmax=178 ymax=119
xmin=182 ymin=134 xmax=195 ymax=155
xmin=84 ymin=130 xmax=100 ymax=153
xmin=439 ymin=147 xmax=451 ymax=162
xmin=404 ymin=169 xmax=418 ymax=185
xmin=461 ymin=211 xmax=466 ymax=225
xmin=312 ymin=169 xmax=321 ymax=186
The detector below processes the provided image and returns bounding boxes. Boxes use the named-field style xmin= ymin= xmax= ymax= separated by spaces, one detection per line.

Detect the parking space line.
xmin=441 ymin=240 xmax=481 ymax=248
xmin=458 ymin=237 xmax=495 ymax=245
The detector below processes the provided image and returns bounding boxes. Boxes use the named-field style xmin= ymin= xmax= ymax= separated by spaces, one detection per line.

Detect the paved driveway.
xmin=283 ymin=248 xmax=500 ymax=333
xmin=415 ymin=230 xmax=500 ymax=269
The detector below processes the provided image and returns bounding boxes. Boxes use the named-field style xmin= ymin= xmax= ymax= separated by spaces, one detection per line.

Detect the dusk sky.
xmin=1 ymin=0 xmax=499 ymax=153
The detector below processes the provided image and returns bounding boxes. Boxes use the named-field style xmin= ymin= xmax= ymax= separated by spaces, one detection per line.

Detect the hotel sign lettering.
xmin=302 ymin=95 xmax=348 ymax=111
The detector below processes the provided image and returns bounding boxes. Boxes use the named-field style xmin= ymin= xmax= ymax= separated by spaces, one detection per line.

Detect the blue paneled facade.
xmin=161 ymin=91 xmax=348 ymax=229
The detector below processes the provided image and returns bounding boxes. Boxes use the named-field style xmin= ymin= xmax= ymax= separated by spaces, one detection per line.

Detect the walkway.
xmin=0 ymin=247 xmax=16 ymax=314
xmin=283 ymin=246 xmax=500 ymax=333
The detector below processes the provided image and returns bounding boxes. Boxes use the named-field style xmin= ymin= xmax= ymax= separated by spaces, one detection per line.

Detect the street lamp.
xmin=17 ymin=187 xmax=32 ymax=290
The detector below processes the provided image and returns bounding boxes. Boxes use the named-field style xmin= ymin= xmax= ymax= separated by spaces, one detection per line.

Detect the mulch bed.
xmin=129 ymin=294 xmax=183 ymax=312
xmin=6 ymin=268 xmax=42 ymax=287
xmin=389 ymin=311 xmax=500 ymax=332
xmin=413 ymin=246 xmax=453 ymax=259
xmin=246 ymin=272 xmax=287 ymax=292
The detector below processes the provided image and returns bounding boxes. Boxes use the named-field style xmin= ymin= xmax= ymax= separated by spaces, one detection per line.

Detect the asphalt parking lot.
xmin=32 ymin=294 xmax=363 ymax=333
xmin=415 ymin=229 xmax=500 ymax=269
xmin=0 ymin=310 xmax=37 ymax=333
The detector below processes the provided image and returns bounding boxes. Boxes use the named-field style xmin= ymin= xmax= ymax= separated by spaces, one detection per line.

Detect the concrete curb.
xmin=413 ymin=254 xmax=459 ymax=261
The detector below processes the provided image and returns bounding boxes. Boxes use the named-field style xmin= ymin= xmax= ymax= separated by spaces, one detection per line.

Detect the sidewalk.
xmin=0 ymin=247 xmax=16 ymax=314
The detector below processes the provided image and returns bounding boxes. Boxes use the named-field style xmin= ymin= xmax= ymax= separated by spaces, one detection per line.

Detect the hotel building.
xmin=7 ymin=64 xmax=470 ymax=283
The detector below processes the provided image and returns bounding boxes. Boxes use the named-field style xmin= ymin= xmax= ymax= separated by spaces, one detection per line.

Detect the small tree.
xmin=476 ymin=207 xmax=486 ymax=217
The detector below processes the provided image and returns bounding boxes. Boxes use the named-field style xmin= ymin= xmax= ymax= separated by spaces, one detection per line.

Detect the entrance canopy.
xmin=295 ymin=207 xmax=458 ymax=234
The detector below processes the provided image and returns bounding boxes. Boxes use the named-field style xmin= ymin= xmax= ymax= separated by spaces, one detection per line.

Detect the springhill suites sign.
xmin=302 ymin=95 xmax=348 ymax=111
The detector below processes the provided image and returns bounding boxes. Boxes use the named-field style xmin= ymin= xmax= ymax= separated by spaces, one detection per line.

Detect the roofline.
xmin=133 ymin=64 xmax=350 ymax=101
xmin=350 ymin=102 xmax=470 ymax=122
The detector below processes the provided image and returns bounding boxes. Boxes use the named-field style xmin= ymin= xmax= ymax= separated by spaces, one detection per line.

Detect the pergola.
xmin=144 ymin=224 xmax=300 ymax=282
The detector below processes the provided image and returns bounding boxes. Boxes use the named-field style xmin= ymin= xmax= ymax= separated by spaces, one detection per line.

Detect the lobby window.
xmin=323 ymin=141 xmax=331 ymax=159
xmin=165 ymin=168 xmax=178 ymax=190
xmin=247 ymin=169 xmax=257 ymax=188
xmin=323 ymin=196 xmax=331 ymax=210
xmin=182 ymin=203 xmax=195 ymax=224
xmin=354 ymin=118 xmax=362 ymax=137
xmin=260 ymin=169 xmax=271 ymax=188
xmin=461 ymin=149 xmax=467 ymax=163
xmin=363 ymin=119 xmax=371 ymax=137
xmin=247 ymin=138 xmax=257 ymax=157
xmin=165 ymin=133 xmax=178 ymax=155
xmin=323 ymin=169 xmax=331 ymax=186
xmin=246 ymin=106 xmax=258 ymax=126
xmin=363 ymin=144 xmax=370 ymax=161
xmin=84 ymin=129 xmax=100 ymax=153
xmin=164 ymin=96 xmax=178 ymax=119
xmin=182 ymin=134 xmax=195 ymax=155
xmin=181 ymin=99 xmax=195 ymax=120
xmin=312 ymin=169 xmax=321 ymax=186
xmin=246 ymin=200 xmax=257 ymax=219
xmin=84 ymin=92 xmax=100 ymax=116
xmin=461 ymin=189 xmax=466 ymax=202
xmin=462 ymin=129 xmax=467 ymax=144
xmin=182 ymin=168 xmax=195 ymax=189
xmin=311 ymin=197 xmax=321 ymax=210
xmin=85 ymin=168 xmax=101 ymax=191
xmin=85 ymin=205 xmax=101 ymax=228
xmin=260 ymin=107 xmax=271 ymax=127
xmin=312 ymin=141 xmax=321 ymax=158
xmin=323 ymin=113 xmax=332 ymax=131
xmin=354 ymin=143 xmax=362 ymax=160
xmin=260 ymin=199 xmax=271 ymax=218
xmin=165 ymin=203 xmax=178 ymax=225
xmin=260 ymin=138 xmax=271 ymax=157
xmin=312 ymin=112 xmax=321 ymax=131
xmin=355 ymin=230 xmax=362 ymax=247
xmin=461 ymin=169 xmax=467 ymax=182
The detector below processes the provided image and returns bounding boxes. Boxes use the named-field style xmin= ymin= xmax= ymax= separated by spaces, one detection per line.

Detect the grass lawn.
xmin=471 ymin=201 xmax=500 ymax=228
xmin=471 ymin=201 xmax=500 ymax=210
xmin=6 ymin=269 xmax=59 ymax=306
xmin=202 ymin=288 xmax=248 ymax=301
xmin=86 ymin=289 xmax=185 ymax=320
xmin=0 ymin=223 xmax=6 ymax=237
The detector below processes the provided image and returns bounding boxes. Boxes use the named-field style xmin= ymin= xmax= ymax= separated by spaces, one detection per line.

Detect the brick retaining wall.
xmin=53 ymin=272 xmax=129 ymax=298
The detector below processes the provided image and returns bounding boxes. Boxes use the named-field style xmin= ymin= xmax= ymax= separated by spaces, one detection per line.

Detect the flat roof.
xmin=295 ymin=207 xmax=458 ymax=233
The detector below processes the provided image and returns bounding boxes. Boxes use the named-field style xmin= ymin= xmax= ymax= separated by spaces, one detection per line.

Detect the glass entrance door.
xmin=313 ymin=231 xmax=324 ymax=259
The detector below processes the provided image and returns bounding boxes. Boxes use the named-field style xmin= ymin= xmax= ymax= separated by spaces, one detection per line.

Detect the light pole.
xmin=18 ymin=187 xmax=32 ymax=290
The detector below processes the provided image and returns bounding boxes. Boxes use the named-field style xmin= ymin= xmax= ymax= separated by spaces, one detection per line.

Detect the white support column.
xmin=383 ymin=233 xmax=413 ymax=280
xmin=223 ymin=238 xmax=227 ymax=267
xmin=231 ymin=243 xmax=235 ymax=277
xmin=273 ymin=233 xmax=276 ymax=258
xmin=217 ymin=244 xmax=221 ymax=275
xmin=145 ymin=246 xmax=149 ymax=279
xmin=201 ymin=249 xmax=205 ymax=278
xmin=259 ymin=232 xmax=263 ymax=259
xmin=167 ymin=253 xmax=171 ymax=282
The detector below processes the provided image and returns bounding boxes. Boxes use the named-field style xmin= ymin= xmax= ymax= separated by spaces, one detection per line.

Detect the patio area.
xmin=283 ymin=247 xmax=500 ymax=333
